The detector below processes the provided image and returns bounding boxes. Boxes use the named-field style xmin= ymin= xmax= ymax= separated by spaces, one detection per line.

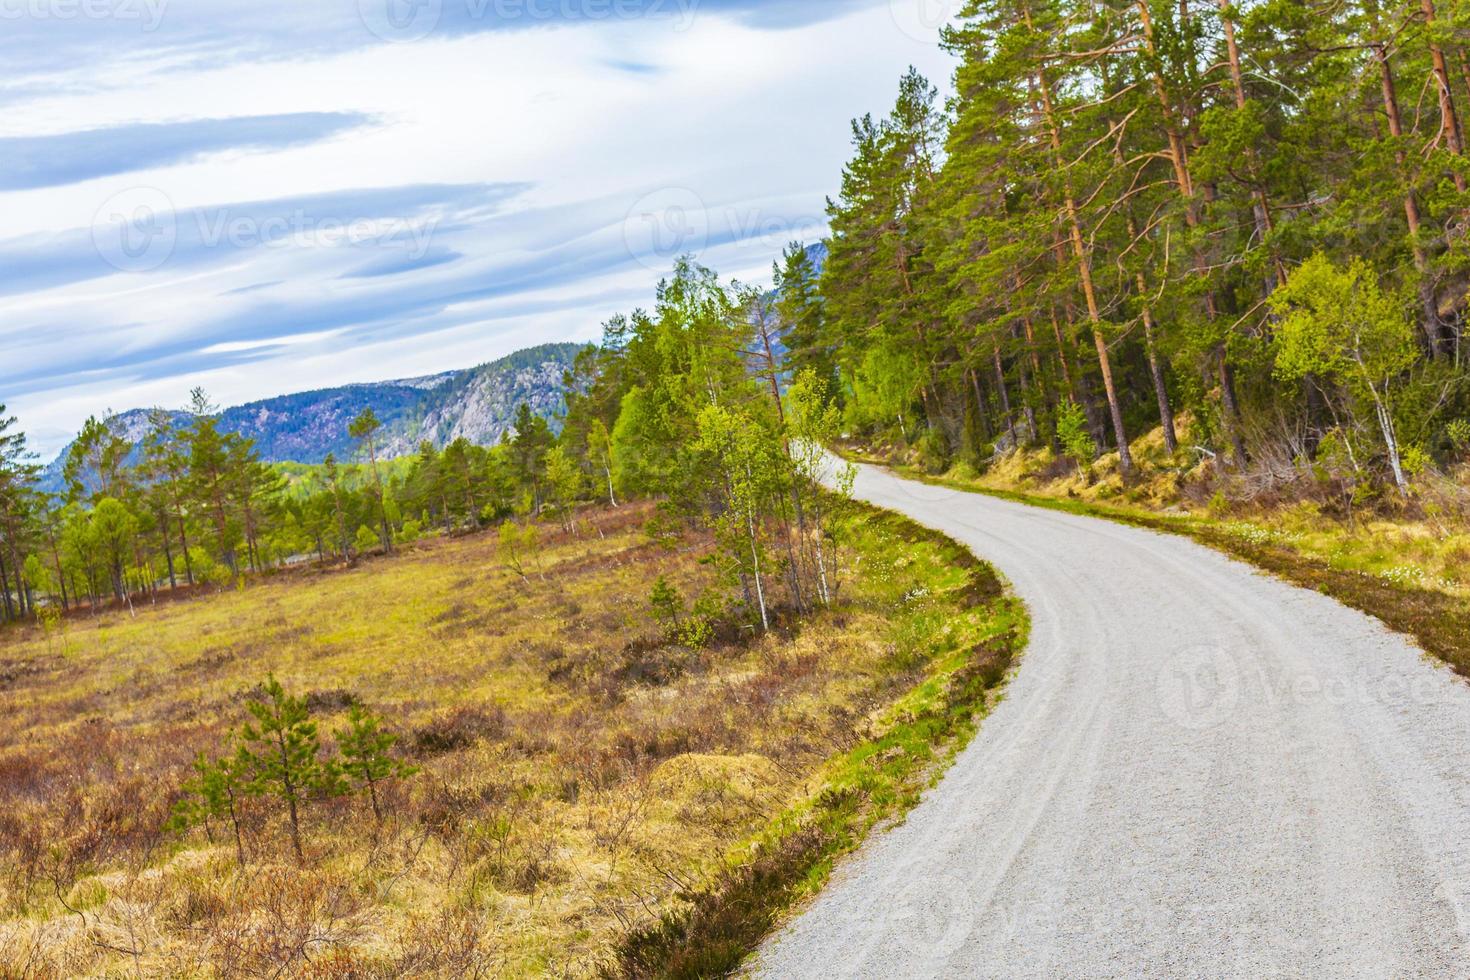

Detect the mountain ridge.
xmin=40 ymin=342 xmax=585 ymax=490
xmin=39 ymin=239 xmax=830 ymax=491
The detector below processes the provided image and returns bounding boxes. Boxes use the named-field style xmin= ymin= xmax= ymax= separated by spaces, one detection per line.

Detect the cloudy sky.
xmin=3 ymin=0 xmax=957 ymax=458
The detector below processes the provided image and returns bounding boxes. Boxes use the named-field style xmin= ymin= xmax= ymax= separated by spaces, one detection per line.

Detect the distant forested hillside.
xmin=39 ymin=343 xmax=583 ymax=489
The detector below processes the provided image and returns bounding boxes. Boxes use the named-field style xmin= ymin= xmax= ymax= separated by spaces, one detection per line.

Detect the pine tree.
xmin=336 ymin=705 xmax=416 ymax=825
xmin=349 ymin=408 xmax=393 ymax=553
xmin=171 ymin=750 xmax=249 ymax=867
xmin=141 ymin=409 xmax=194 ymax=587
xmin=0 ymin=408 xmax=40 ymax=623
xmin=62 ymin=415 xmax=130 ymax=503
xmin=510 ymin=404 xmax=553 ymax=514
xmin=238 ymin=676 xmax=331 ymax=864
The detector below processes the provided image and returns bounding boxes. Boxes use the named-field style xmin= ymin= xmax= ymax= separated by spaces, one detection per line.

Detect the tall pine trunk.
xmin=1027 ymin=25 xmax=1135 ymax=477
xmin=1370 ymin=26 xmax=1444 ymax=355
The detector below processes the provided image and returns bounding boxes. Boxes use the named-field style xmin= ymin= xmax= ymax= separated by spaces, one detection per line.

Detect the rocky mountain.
xmin=378 ymin=345 xmax=578 ymax=457
xmin=41 ymin=342 xmax=584 ymax=489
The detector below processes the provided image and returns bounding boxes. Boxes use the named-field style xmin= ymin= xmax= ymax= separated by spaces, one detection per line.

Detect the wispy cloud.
xmin=341 ymin=245 xmax=464 ymax=279
xmin=0 ymin=0 xmax=886 ymax=92
xmin=0 ymin=182 xmax=530 ymax=297
xmin=604 ymin=59 xmax=662 ymax=75
xmin=199 ymin=329 xmax=343 ymax=355
xmin=0 ymin=181 xmax=823 ymax=400
xmin=4 ymin=0 xmax=958 ymax=457
xmin=0 ymin=112 xmax=374 ymax=190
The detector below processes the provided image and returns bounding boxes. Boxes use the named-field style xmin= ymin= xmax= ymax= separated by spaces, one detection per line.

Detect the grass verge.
xmin=852 ymin=450 xmax=1470 ymax=680
xmin=608 ymin=504 xmax=1026 ymax=978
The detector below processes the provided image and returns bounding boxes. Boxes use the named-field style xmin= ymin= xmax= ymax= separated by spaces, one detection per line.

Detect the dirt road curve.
xmin=753 ymin=463 xmax=1470 ymax=978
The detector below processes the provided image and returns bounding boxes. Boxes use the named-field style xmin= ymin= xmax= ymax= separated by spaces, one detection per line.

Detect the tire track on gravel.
xmin=751 ymin=463 xmax=1470 ymax=979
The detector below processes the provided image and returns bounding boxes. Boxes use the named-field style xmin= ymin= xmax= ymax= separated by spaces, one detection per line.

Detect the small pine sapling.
xmin=336 ymin=704 xmax=418 ymax=825
xmin=170 ymin=749 xmax=249 ymax=867
xmin=1056 ymin=400 xmax=1097 ymax=478
xmin=648 ymin=575 xmax=683 ymax=637
xmin=238 ymin=675 xmax=331 ymax=864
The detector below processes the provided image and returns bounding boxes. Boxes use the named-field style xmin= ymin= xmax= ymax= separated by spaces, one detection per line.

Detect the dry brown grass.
xmin=0 ymin=501 xmax=1011 ymax=977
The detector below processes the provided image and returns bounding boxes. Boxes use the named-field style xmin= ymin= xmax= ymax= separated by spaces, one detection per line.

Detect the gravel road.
xmin=752 ymin=463 xmax=1470 ymax=978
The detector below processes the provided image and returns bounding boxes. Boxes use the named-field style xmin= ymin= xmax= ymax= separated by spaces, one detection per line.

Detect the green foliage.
xmin=349 ymin=408 xmax=393 ymax=553
xmin=336 ymin=705 xmax=417 ymax=824
xmin=1056 ymin=401 xmax=1097 ymax=473
xmin=609 ymin=387 xmax=662 ymax=496
xmin=62 ymin=415 xmax=130 ymax=502
xmin=586 ymin=418 xmax=617 ymax=506
xmin=1270 ymin=256 xmax=1417 ymax=388
xmin=543 ymin=444 xmax=583 ymax=530
xmin=237 ymin=675 xmax=335 ymax=863
xmin=692 ymin=403 xmax=786 ymax=631
xmin=511 ymin=403 xmax=555 ymax=514
xmin=498 ymin=520 xmax=540 ymax=581
xmin=169 ymin=750 xmax=249 ymax=866
xmin=1447 ymin=419 xmax=1470 ymax=457
xmin=773 ymin=1 xmax=1470 ymax=495
xmin=774 ymin=243 xmax=835 ymax=396
xmin=647 ymin=575 xmax=715 ymax=646
xmin=648 ymin=575 xmax=683 ymax=630
xmin=914 ymin=427 xmax=950 ymax=474
xmin=553 ymin=261 xmax=856 ymax=627
xmin=677 ymin=616 xmax=714 ymax=650
xmin=170 ymin=679 xmax=419 ymax=863
xmin=1271 ymin=255 xmax=1421 ymax=492
xmin=354 ymin=524 xmax=381 ymax=556
xmin=843 ymin=346 xmax=924 ymax=439
xmin=21 ymin=553 xmax=49 ymax=594
xmin=347 ymin=408 xmax=381 ymax=444
xmin=188 ymin=547 xmax=234 ymax=589
xmin=1401 ymin=445 xmax=1431 ymax=478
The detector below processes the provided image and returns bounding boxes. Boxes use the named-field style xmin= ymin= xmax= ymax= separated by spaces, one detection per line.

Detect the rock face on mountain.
xmin=224 ymin=385 xmax=428 ymax=463
xmin=380 ymin=345 xmax=577 ymax=457
xmin=41 ymin=343 xmax=584 ymax=488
